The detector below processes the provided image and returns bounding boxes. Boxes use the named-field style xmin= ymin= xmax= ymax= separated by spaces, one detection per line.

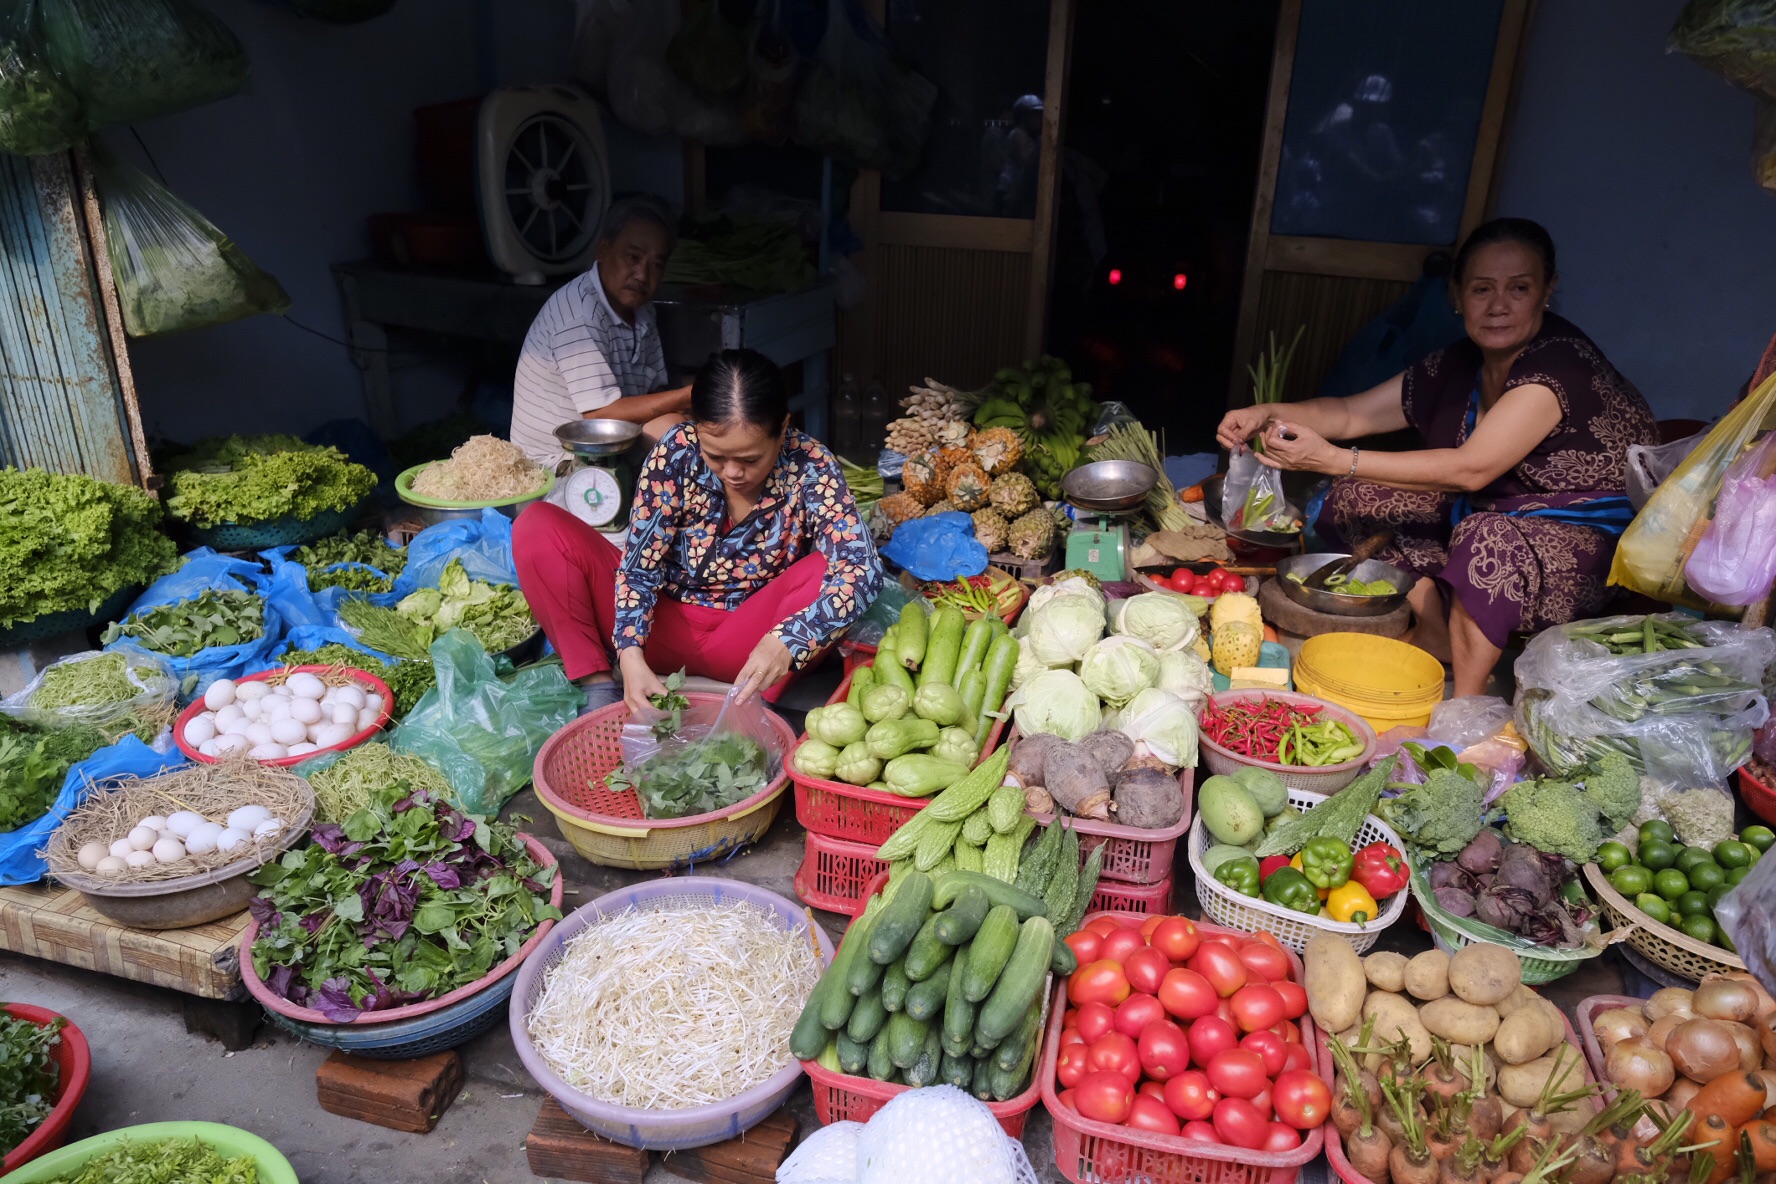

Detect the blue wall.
xmin=1494 ymin=0 xmax=1776 ymax=419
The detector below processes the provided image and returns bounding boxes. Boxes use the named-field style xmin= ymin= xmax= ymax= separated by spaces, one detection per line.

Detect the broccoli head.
xmin=1499 ymin=777 xmax=1605 ymax=864
xmin=1377 ymin=768 xmax=1487 ymax=857
xmin=1579 ymin=753 xmax=1641 ymax=834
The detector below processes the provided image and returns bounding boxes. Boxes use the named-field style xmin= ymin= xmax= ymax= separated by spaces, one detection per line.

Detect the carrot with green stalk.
xmin=1466 ymin=1044 xmax=1503 ymax=1142
xmin=1384 ymin=1076 xmax=1439 ymax=1184
xmin=1563 ymin=1090 xmax=1647 ymax=1184
xmin=1504 ymin=1046 xmax=1597 ymax=1174
xmin=1334 ymin=1040 xmax=1394 ymax=1182
xmin=1614 ymin=1100 xmax=1703 ymax=1184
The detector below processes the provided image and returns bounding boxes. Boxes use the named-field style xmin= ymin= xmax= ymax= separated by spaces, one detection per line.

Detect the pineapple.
xmin=933 ymin=445 xmax=975 ymax=484
xmin=1209 ymin=590 xmax=1262 ymax=633
xmin=879 ymin=492 xmax=925 ymax=526
xmin=972 ymin=426 xmax=1024 ymax=475
xmin=988 ymin=472 xmax=1039 ymax=518
xmin=972 ymin=509 xmax=1010 ymax=552
xmin=1008 ymin=508 xmax=1055 ymax=560
xmin=945 ymin=463 xmax=991 ymax=511
xmin=901 ymin=453 xmax=943 ymax=506
xmin=925 ymin=499 xmax=959 ymax=516
xmin=934 ymin=421 xmax=974 ymax=449
xmin=1212 ymin=621 xmax=1263 ymax=676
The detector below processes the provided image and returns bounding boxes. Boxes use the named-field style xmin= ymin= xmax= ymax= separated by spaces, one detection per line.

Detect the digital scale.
xmin=1060 ymin=460 xmax=1159 ymax=583
xmin=554 ymin=419 xmax=643 ymax=540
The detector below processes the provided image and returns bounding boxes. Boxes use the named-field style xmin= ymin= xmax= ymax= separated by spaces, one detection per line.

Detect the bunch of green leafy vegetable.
xmin=0 ymin=467 xmax=177 ymax=629
xmin=279 ymin=643 xmax=434 ymax=717
xmin=302 ymin=742 xmax=453 ymax=823
xmin=248 ymin=783 xmax=560 ymax=1020
xmin=294 ymin=530 xmax=406 ymax=594
xmin=101 ymin=588 xmax=263 ymax=658
xmin=163 ymin=435 xmax=374 ymax=527
xmin=0 ymin=1011 xmax=63 ymax=1157
xmin=28 ymin=651 xmax=140 ymax=710
xmin=0 ymin=715 xmax=107 ymax=833
xmin=647 ymin=668 xmax=690 ymax=740
xmin=608 ymin=731 xmax=768 ymax=820
xmin=395 ymin=561 xmax=534 ymax=653
xmin=34 ymin=1136 xmax=258 ymax=1184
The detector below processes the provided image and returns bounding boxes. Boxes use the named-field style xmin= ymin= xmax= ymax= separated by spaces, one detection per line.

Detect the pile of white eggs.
xmin=76 ymin=804 xmax=286 ymax=876
xmin=183 ymin=673 xmax=383 ymax=762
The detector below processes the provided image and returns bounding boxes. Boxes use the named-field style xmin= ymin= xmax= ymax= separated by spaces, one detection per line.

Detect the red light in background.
xmin=1173 ymin=273 xmax=1188 ymax=291
xmin=1108 ymin=268 xmax=1122 ymax=285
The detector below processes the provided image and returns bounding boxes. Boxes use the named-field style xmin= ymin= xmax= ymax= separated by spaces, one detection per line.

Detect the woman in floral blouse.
xmin=514 ymin=349 xmax=883 ymax=710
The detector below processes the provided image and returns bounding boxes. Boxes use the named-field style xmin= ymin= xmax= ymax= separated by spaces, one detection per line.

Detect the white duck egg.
xmin=269 ymin=718 xmax=308 ymax=747
xmin=289 ymin=698 xmax=322 ymax=725
xmin=183 ymin=715 xmax=216 ymax=746
xmin=356 ymin=708 xmax=379 ymax=733
xmin=77 ymin=842 xmax=107 ymax=870
xmin=124 ymin=849 xmax=155 ymax=869
xmin=126 ymin=825 xmax=157 ymax=850
xmin=203 ymin=679 xmax=237 ymax=710
xmin=330 ymin=703 xmax=358 ymax=728
xmin=286 ymin=742 xmax=318 ymax=757
xmin=239 ymin=697 xmax=263 ymax=721
xmin=227 ymin=804 xmax=271 ymax=831
xmin=235 ymin=680 xmax=270 ymax=702
xmin=214 ymin=704 xmax=243 ymax=730
xmin=212 ymin=734 xmax=250 ymax=755
xmin=253 ymin=818 xmax=284 ymax=839
xmin=166 ymin=811 xmax=205 ymax=838
xmin=215 ymin=827 xmax=250 ymax=853
xmin=95 ymin=855 xmax=127 ymax=875
xmin=157 ymin=829 xmax=178 ymax=843
xmin=248 ymin=742 xmax=288 ymax=761
xmin=244 ymin=722 xmax=273 ymax=747
xmin=333 ymin=685 xmax=365 ymax=710
xmin=197 ymin=740 xmax=220 ymax=757
xmin=139 ymin=815 xmax=169 ymax=832
xmin=151 ymin=837 xmax=186 ymax=863
xmin=364 ymin=693 xmax=384 ymax=714
xmin=261 ymin=695 xmax=290 ymax=722
xmin=221 ymin=716 xmax=253 ymax=738
xmin=108 ymin=838 xmax=135 ymax=860
xmin=184 ymin=822 xmax=223 ymax=854
xmin=286 ymin=673 xmax=326 ymax=700
xmin=310 ymin=723 xmax=352 ymax=750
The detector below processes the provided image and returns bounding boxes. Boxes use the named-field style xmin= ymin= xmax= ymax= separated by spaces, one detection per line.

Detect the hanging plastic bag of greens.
xmin=90 ymin=143 xmax=290 ymax=338
xmin=287 ymin=0 xmax=396 ymax=23
xmin=40 ymin=0 xmax=247 ymax=129
xmin=0 ymin=0 xmax=83 ymax=155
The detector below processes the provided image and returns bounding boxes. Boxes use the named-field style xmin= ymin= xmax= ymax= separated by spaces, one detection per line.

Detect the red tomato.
xmin=1063 ymin=1006 xmax=1079 ymax=1028
xmin=1214 ymin=999 xmax=1238 ymax=1027
xmin=1064 ymin=929 xmax=1102 ymax=965
xmin=1169 ymin=570 xmax=1198 ymax=594
xmin=1113 ymin=993 xmax=1166 ymax=1039
xmin=1272 ymin=981 xmax=1308 ymax=1020
xmin=1076 ymin=1001 xmax=1116 ymax=1043
xmin=1127 ymin=1095 xmax=1183 ymax=1136
xmin=1264 ymin=1122 xmax=1303 ymax=1152
xmin=1205 ymin=1048 xmax=1269 ymax=1099
xmin=1069 ymin=961 xmax=1132 ymax=1008
xmin=1138 ymin=1080 xmax=1168 ymax=1103
xmin=1140 ymin=914 xmax=1166 ymax=941
xmin=1087 ymin=916 xmax=1120 ymax=938
xmin=1100 ymin=926 xmax=1147 ymax=965
xmin=1229 ymin=984 xmax=1286 ymax=1033
xmin=1150 ymin=916 xmax=1201 ymax=962
xmin=1056 ymin=1042 xmax=1090 ymax=1088
xmin=1157 ymin=967 xmax=1218 ymax=1020
xmin=1087 ymin=1031 xmax=1142 ymax=1081
xmin=1187 ymin=1015 xmax=1239 ymax=1067
xmin=1271 ymin=1019 xmax=1300 ymax=1045
xmin=1237 ymin=942 xmax=1292 ymax=983
xmin=1189 ymin=942 xmax=1249 ymax=997
xmin=1163 ymin=1070 xmax=1220 ymax=1121
xmin=1123 ymin=947 xmax=1171 ymax=996
xmin=1138 ymin=1019 xmax=1191 ymax=1081
xmin=1251 ymin=1084 xmax=1273 ymax=1118
xmin=1057 ymin=1088 xmax=1077 ymax=1112
xmin=1182 ymin=1120 xmax=1220 ymax=1142
xmin=1282 ymin=1042 xmax=1314 ymax=1073
xmin=1214 ymin=1097 xmax=1271 ymax=1150
xmin=1076 ymin=1070 xmax=1136 ymax=1125
xmin=1240 ymin=1030 xmax=1288 ymax=1076
xmin=1273 ymin=1069 xmax=1333 ymax=1130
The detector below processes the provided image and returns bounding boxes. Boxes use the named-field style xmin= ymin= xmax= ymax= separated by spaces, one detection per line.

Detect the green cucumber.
xmin=903 ymin=957 xmax=952 ymax=1021
xmin=942 ymin=941 xmax=975 ymax=1055
xmin=844 ymin=907 xmax=888 ymax=996
xmin=867 ymin=1024 xmax=896 ymax=1080
xmin=961 ymin=905 xmax=1019 ymax=1002
xmin=880 ymin=959 xmax=911 ymax=1012
xmin=835 ymin=1030 xmax=870 ymax=1076
xmin=976 ymin=917 xmax=1054 ymax=1043
xmin=971 ymin=1054 xmax=995 ymax=1100
xmin=1051 ymin=941 xmax=1078 ymax=976
xmin=886 ymin=1011 xmax=930 ymax=1069
xmin=940 ymin=1051 xmax=976 ymax=1089
xmin=845 ymin=983 xmax=887 ymax=1043
xmin=868 ymin=871 xmax=933 ymax=964
xmin=905 ymin=1021 xmax=943 ymax=1086
xmin=902 ymin=913 xmax=950 ymax=980
xmin=791 ymin=985 xmax=833 ymax=1059
xmin=987 ymin=1035 xmax=1037 ymax=1101
xmin=993 ymin=1001 xmax=1043 ymax=1072
xmin=931 ymin=870 xmax=1048 ymax=919
xmin=932 ymin=883 xmax=991 ymax=944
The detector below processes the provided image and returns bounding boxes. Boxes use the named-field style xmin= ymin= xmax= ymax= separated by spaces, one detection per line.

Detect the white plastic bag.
xmin=853 ymin=1085 xmax=1038 ymax=1184
xmin=1626 ymin=432 xmax=1704 ymax=510
xmin=1429 ymin=696 xmax=1513 ymax=748
xmin=776 ymin=1120 xmax=861 ymax=1184
xmin=1683 ymin=431 xmax=1776 ymax=605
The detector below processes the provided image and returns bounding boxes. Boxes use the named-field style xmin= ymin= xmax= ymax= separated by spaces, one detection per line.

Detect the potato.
xmin=1305 ymin=933 xmax=1365 ymax=1035
xmin=1494 ymin=984 xmax=1539 ymax=1018
xmin=1364 ymin=952 xmax=1408 ymax=993
xmin=1420 ymin=997 xmax=1502 ymax=1045
xmin=1497 ymin=1049 xmax=1585 ymax=1109
xmin=1449 ymin=943 xmax=1521 ymax=1006
xmin=1404 ymin=950 xmax=1451 ymax=1001
xmin=1363 ymin=991 xmax=1432 ymax=1064
xmin=1536 ymin=999 xmax=1568 ymax=1047
xmin=1495 ymin=1005 xmax=1558 ymax=1065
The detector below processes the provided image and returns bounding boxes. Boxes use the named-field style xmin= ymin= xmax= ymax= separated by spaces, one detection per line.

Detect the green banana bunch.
xmin=973 ymin=397 xmax=1027 ymax=430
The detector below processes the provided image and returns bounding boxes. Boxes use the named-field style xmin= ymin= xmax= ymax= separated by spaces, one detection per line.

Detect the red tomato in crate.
xmin=1100 ymin=926 xmax=1147 ymax=965
xmin=1058 ymin=1088 xmax=1077 ymax=1112
xmin=1189 ymin=943 xmax=1249 ymax=997
xmin=1137 ymin=1019 xmax=1191 ymax=1080
xmin=1273 ymin=1069 xmax=1333 ymax=1130
xmin=1087 ymin=1031 xmax=1141 ymax=1081
xmin=1240 ymin=1030 xmax=1287 ymax=1076
xmin=1250 ymin=1084 xmax=1272 ymax=1118
xmin=1065 ymin=930 xmax=1102 ymax=964
xmin=1113 ymin=993 xmax=1166 ymax=1039
xmin=1070 ymin=961 xmax=1131 ymax=1008
xmin=1163 ymin=1070 xmax=1219 ymax=1121
xmin=1087 ymin=917 xmax=1120 ymax=938
xmin=1076 ymin=1070 xmax=1136 ymax=1124
xmin=1264 ymin=1122 xmax=1303 ymax=1152
xmin=1056 ymin=1042 xmax=1090 ymax=1088
xmin=1205 ymin=1048 xmax=1269 ymax=1099
xmin=1138 ymin=1080 xmax=1168 ymax=1103
xmin=1237 ymin=942 xmax=1292 ymax=983
xmin=1150 ymin=916 xmax=1201 ymax=962
xmin=1061 ymin=1029 xmax=1086 ymax=1052
xmin=1187 ymin=1015 xmax=1239 ymax=1067
xmin=1214 ymin=999 xmax=1238 ymax=1027
xmin=1182 ymin=1120 xmax=1220 ymax=1142
xmin=1077 ymin=1001 xmax=1116 ymax=1043
xmin=1282 ymin=1042 xmax=1314 ymax=1073
xmin=1214 ymin=1097 xmax=1272 ymax=1150
xmin=1122 ymin=947 xmax=1171 ymax=996
xmin=1229 ymin=984 xmax=1286 ymax=1033
xmin=1064 ymin=1006 xmax=1079 ymax=1028
xmin=1169 ymin=569 xmax=1198 ymax=594
xmin=1140 ymin=914 xmax=1166 ymax=941
xmin=1272 ymin=981 xmax=1308 ymax=1020
xmin=1157 ymin=967 xmax=1216 ymax=1020
xmin=1127 ymin=1095 xmax=1183 ymax=1137
xmin=1271 ymin=1018 xmax=1300 ymax=1044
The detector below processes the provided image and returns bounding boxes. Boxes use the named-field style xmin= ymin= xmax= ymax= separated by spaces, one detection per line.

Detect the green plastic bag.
xmin=40 ymin=0 xmax=247 ymax=129
xmin=389 ymin=630 xmax=585 ymax=817
xmin=0 ymin=0 xmax=83 ymax=156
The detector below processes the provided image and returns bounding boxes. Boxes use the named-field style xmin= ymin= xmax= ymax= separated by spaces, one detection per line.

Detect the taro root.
xmin=1112 ymin=767 xmax=1183 ymax=828
xmin=1044 ymin=741 xmax=1113 ymax=820
xmin=1078 ymin=729 xmax=1135 ymax=775
xmin=1023 ymin=785 xmax=1056 ymax=814
xmin=1007 ymin=733 xmax=1061 ymax=788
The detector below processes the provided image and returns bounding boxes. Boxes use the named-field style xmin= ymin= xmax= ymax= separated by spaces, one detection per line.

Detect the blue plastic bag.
xmin=0 ymin=736 xmax=187 ymax=886
xmin=391 ymin=509 xmax=520 ymax=597
xmin=105 ymin=549 xmax=284 ymax=698
xmin=257 ymin=548 xmax=400 ymax=632
xmin=880 ymin=512 xmax=987 ymax=581
xmin=276 ymin=623 xmax=403 ymax=664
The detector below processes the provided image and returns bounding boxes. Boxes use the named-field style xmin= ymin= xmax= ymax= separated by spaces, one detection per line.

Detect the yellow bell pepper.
xmin=1289 ymin=852 xmax=1332 ymax=899
xmin=1326 ymin=881 xmax=1379 ymax=925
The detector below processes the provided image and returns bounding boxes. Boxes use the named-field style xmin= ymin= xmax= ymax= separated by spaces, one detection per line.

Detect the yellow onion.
xmin=1606 ymin=1036 xmax=1676 ymax=1098
xmin=1648 ymin=1013 xmax=1686 ymax=1051
xmin=1723 ymin=1020 xmax=1762 ymax=1070
xmin=1761 ymin=1011 xmax=1776 ymax=1064
xmin=1695 ymin=976 xmax=1762 ymax=1024
xmin=1664 ymin=1077 xmax=1703 ymax=1111
xmin=1647 ymin=987 xmax=1696 ymax=1022
xmin=1593 ymin=1007 xmax=1651 ymax=1049
xmin=1668 ymin=1017 xmax=1742 ymax=1083
xmin=1724 ymin=972 xmax=1776 ymax=1021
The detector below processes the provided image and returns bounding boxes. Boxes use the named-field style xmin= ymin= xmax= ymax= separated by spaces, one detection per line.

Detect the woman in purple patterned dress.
xmin=1217 ymin=219 xmax=1658 ymax=696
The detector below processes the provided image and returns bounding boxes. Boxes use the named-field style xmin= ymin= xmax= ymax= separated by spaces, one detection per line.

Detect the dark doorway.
xmin=1047 ymin=2 xmax=1278 ymax=453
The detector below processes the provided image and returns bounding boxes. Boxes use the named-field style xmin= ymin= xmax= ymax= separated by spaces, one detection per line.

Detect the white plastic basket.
xmin=1187 ymin=787 xmax=1409 ymax=954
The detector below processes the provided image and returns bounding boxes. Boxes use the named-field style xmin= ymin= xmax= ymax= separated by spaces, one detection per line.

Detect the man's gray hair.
xmin=598 ymin=194 xmax=678 ymax=250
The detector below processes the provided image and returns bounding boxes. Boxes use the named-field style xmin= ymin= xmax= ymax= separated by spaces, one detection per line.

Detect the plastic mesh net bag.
xmin=853 ymin=1086 xmax=1038 ymax=1184
xmin=776 ymin=1120 xmax=861 ymax=1183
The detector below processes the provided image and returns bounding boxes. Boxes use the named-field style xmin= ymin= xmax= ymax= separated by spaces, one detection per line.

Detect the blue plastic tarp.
xmin=0 ymin=736 xmax=188 ymax=886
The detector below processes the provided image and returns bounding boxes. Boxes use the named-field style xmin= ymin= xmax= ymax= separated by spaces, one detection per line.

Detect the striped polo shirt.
xmin=509 ymin=262 xmax=669 ymax=467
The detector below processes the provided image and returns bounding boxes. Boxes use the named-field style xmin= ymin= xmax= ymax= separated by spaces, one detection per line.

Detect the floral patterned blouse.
xmin=613 ymin=424 xmax=883 ymax=667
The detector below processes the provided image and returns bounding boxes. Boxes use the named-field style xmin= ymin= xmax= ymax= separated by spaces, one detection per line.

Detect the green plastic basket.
xmin=183 ymin=506 xmax=352 ymax=551
xmin=0 ymin=1122 xmax=298 ymax=1184
xmin=1411 ymin=872 xmax=1603 ymax=985
xmin=0 ymin=584 xmax=139 ymax=648
xmin=395 ymin=463 xmax=554 ymax=513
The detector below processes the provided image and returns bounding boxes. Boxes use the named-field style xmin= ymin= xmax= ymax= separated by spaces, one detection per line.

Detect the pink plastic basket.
xmin=1198 ymin=690 xmax=1378 ymax=795
xmin=794 ymin=832 xmax=889 ymax=915
xmin=1573 ymin=994 xmax=1645 ymax=1094
xmin=1042 ymin=912 xmax=1325 ymax=1184
xmin=239 ymin=833 xmax=562 ymax=1026
xmin=1 ymin=1005 xmax=91 ymax=1174
xmin=839 ymin=640 xmax=877 ymax=676
xmin=1090 ymin=875 xmax=1173 ymax=916
xmin=174 ymin=665 xmax=393 ymax=767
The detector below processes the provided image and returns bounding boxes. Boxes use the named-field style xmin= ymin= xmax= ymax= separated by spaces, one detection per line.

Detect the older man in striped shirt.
xmin=510 ymin=195 xmax=692 ymax=467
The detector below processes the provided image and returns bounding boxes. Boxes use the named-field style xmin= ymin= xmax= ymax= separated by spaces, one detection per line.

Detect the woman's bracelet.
xmin=1347 ymin=447 xmax=1360 ymax=478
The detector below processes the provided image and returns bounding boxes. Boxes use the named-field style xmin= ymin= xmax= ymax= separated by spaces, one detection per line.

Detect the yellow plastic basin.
xmin=1294 ymin=633 xmax=1446 ymax=732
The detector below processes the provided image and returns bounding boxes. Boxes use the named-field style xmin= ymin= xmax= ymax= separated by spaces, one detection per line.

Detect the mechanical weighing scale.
xmin=1059 ymin=460 xmax=1158 ymax=582
xmin=554 ymin=419 xmax=643 ymax=542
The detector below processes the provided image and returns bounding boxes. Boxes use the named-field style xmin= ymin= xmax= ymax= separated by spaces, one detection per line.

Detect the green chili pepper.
xmin=1213 ymin=854 xmax=1262 ymax=898
xmin=1298 ymin=836 xmax=1354 ymax=890
xmin=1261 ymin=866 xmax=1321 ymax=914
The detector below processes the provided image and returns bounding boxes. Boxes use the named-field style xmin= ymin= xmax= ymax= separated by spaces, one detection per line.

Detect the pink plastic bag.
xmin=1684 ymin=433 xmax=1776 ymax=605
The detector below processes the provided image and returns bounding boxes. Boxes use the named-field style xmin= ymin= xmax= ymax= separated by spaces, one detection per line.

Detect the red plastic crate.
xmin=793 ymin=832 xmax=888 ymax=915
xmin=839 ymin=639 xmax=877 ymax=676
xmin=1089 ymin=875 xmax=1173 ymax=916
xmin=1013 ymin=727 xmax=1194 ymax=885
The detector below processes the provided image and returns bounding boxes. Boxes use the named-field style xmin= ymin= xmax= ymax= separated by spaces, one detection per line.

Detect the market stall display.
xmin=0 ymin=1122 xmax=297 ymax=1184
xmin=275 ymin=644 xmax=434 ymax=718
xmin=0 ymin=1005 xmax=88 ymax=1173
xmin=297 ymin=742 xmax=455 ymax=824
xmin=161 ymin=435 xmax=372 ymax=547
xmin=174 ymin=666 xmax=392 ymax=766
xmin=2 ymin=650 xmax=177 ymax=743
xmin=1198 ymin=691 xmax=1376 ymax=793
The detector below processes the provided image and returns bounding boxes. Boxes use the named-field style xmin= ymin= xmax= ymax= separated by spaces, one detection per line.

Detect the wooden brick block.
xmin=660 ymin=1110 xmax=800 ymax=1184
xmin=525 ymin=1098 xmax=649 ymax=1184
xmin=314 ymin=1050 xmax=463 ymax=1134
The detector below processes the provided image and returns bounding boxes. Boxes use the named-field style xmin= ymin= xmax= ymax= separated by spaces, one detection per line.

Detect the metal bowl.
xmin=555 ymin=418 xmax=642 ymax=457
xmin=1275 ymin=552 xmax=1414 ymax=617
xmin=1202 ymin=473 xmax=1303 ymax=545
xmin=1062 ymin=460 xmax=1156 ymax=513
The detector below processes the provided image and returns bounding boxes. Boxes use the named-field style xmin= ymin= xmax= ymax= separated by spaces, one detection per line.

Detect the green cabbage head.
xmin=1008 ymin=669 xmax=1101 ymax=741
xmin=1078 ymin=635 xmax=1160 ymax=710
xmin=1110 ymin=591 xmax=1202 ymax=652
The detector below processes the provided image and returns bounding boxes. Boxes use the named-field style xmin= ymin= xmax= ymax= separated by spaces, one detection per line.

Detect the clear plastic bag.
xmin=1626 ymin=432 xmax=1705 ymax=510
xmin=1223 ymin=449 xmax=1298 ymax=534
xmin=844 ymin=580 xmax=912 ymax=645
xmin=1 ymin=648 xmax=176 ymax=734
xmin=1714 ymin=841 xmax=1776 ymax=987
xmin=1684 ymin=431 xmax=1776 ymax=605
xmin=614 ymin=694 xmax=786 ymax=820
xmin=792 ymin=0 xmax=933 ymax=176
xmin=1430 ymin=696 xmax=1514 ymax=748
xmin=40 ymin=0 xmax=247 ymax=129
xmin=91 ymin=144 xmax=290 ymax=338
xmin=0 ymin=0 xmax=82 ymax=155
xmin=389 ymin=630 xmax=584 ymax=816
xmin=1669 ymin=0 xmax=1776 ymax=102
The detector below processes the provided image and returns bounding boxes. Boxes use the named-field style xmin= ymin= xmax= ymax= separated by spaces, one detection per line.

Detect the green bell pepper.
xmin=1213 ymin=854 xmax=1262 ymax=898
xmin=1261 ymin=866 xmax=1322 ymax=914
xmin=1299 ymin=836 xmax=1354 ymax=890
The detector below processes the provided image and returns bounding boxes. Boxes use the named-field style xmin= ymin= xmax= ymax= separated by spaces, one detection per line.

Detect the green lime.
xmin=1740 ymin=825 xmax=1775 ymax=853
xmin=1634 ymin=893 xmax=1672 ymax=924
xmin=1675 ymin=846 xmax=1715 ymax=874
xmin=1609 ymin=865 xmax=1653 ymax=898
xmin=1595 ymin=841 xmax=1633 ymax=872
xmin=1677 ymin=890 xmax=1712 ymax=917
xmin=1713 ymin=840 xmax=1753 ymax=869
xmin=1639 ymin=819 xmax=1676 ymax=847
xmin=1727 ymin=865 xmax=1751 ymax=886
xmin=1708 ymin=883 xmax=1733 ymax=910
xmin=1688 ymin=862 xmax=1726 ymax=893
xmin=1654 ymin=868 xmax=1692 ymax=901
xmin=1719 ymin=927 xmax=1738 ymax=954
xmin=1637 ymin=840 xmax=1678 ymax=872
xmin=1681 ymin=914 xmax=1718 ymax=944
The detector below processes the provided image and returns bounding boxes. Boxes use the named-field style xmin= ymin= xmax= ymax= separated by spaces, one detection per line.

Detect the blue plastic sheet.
xmin=257 ymin=548 xmax=400 ymax=633
xmin=0 ymin=737 xmax=188 ymax=886
xmin=391 ymin=509 xmax=520 ymax=596
xmin=275 ymin=623 xmax=403 ymax=664
xmin=105 ymin=549 xmax=284 ymax=698
xmin=880 ymin=512 xmax=987 ymax=581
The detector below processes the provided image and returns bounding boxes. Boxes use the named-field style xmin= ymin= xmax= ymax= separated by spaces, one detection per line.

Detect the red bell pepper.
xmin=1258 ymin=855 xmax=1293 ymax=882
xmin=1351 ymin=842 xmax=1408 ymax=900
